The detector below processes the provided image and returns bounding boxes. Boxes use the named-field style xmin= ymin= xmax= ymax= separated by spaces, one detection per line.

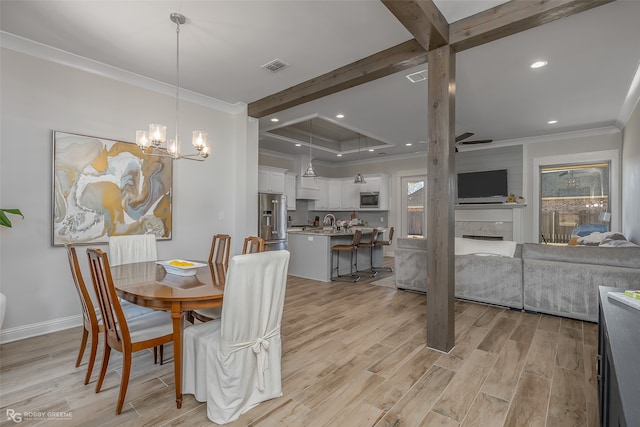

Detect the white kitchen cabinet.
xmin=285 ymin=173 xmax=297 ymax=210
xmin=258 ymin=166 xmax=286 ymax=194
xmin=341 ymin=179 xmax=360 ymax=210
xmin=312 ymin=178 xmax=329 ymax=210
xmin=328 ymin=180 xmax=342 ymax=210
xmin=363 ymin=176 xmax=380 ymax=193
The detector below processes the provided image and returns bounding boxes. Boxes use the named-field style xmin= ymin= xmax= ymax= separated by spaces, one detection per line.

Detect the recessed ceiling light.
xmin=270 ymin=118 xmax=279 ymax=122
xmin=405 ymin=143 xmax=412 ymax=146
xmin=295 ymin=143 xmax=301 ymax=147
xmin=530 ymin=60 xmax=548 ymax=69
xmin=368 ymin=149 xmax=374 ymax=152
xmin=548 ymin=120 xmax=558 ymax=124
xmin=337 ymin=154 xmax=342 ymax=157
xmin=336 ymin=114 xmax=344 ymax=119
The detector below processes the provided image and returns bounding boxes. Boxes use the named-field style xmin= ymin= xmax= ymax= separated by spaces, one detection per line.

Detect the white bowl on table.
xmin=157 ymin=260 xmax=206 ymax=276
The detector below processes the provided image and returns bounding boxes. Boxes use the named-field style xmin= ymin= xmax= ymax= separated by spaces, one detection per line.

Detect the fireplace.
xmin=455 ymin=204 xmax=525 ymax=242
xmin=462 ymin=235 xmax=504 ymax=241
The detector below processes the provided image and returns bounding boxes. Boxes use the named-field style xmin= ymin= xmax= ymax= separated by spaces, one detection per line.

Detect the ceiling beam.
xmin=247 ymin=39 xmax=428 ymax=118
xmin=450 ymin=0 xmax=616 ymax=52
xmin=381 ymin=0 xmax=449 ymax=51
xmin=248 ymin=0 xmax=613 ymax=118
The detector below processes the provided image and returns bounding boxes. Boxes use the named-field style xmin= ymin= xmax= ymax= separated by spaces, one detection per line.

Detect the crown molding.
xmin=457 ymin=126 xmax=621 ymax=152
xmin=1 ymin=31 xmax=246 ymax=115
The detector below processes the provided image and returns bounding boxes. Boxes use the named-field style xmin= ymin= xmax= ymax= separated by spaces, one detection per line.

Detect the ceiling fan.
xmin=455 ymin=132 xmax=493 ymax=152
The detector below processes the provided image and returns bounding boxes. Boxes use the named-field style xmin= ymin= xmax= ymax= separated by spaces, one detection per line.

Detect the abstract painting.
xmin=52 ymin=131 xmax=172 ymax=246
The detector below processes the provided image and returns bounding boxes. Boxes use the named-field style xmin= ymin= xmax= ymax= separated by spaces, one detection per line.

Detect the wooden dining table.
xmin=110 ymin=260 xmax=226 ymax=409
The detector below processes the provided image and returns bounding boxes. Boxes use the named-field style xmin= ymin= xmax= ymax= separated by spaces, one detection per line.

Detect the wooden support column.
xmin=426 ymin=44 xmax=455 ymax=352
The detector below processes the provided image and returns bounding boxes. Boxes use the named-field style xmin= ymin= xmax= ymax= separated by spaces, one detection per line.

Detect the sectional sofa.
xmin=394 ymin=237 xmax=640 ymax=322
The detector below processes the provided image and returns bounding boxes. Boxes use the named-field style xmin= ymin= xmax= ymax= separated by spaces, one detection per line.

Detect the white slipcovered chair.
xmin=182 ymin=250 xmax=290 ymax=424
xmin=108 ymin=234 xmax=158 ymax=266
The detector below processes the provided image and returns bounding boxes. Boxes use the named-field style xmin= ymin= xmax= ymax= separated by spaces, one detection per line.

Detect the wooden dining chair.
xmin=242 ymin=236 xmax=265 ymax=254
xmin=186 ymin=234 xmax=230 ymax=324
xmin=65 ymin=244 xmax=163 ymax=385
xmin=209 ymin=234 xmax=231 ymax=266
xmin=86 ymin=248 xmax=175 ymax=414
xmin=189 ymin=263 xmax=227 ymax=323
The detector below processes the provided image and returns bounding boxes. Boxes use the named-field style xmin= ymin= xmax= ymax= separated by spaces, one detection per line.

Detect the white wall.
xmin=622 ymin=98 xmax=640 ymax=243
xmin=0 ymin=47 xmax=256 ymax=342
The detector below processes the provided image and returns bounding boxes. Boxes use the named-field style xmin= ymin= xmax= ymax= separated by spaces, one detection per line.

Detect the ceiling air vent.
xmin=261 ymin=58 xmax=290 ymax=73
xmin=406 ymin=69 xmax=427 ymax=83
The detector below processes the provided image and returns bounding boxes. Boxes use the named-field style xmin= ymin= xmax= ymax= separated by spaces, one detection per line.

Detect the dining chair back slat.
xmin=209 ymin=234 xmax=231 ymax=266
xmin=88 ymin=249 xmax=125 ymax=344
xmin=242 ymin=236 xmax=265 ymax=254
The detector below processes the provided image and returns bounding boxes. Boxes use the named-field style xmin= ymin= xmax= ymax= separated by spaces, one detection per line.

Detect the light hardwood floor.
xmin=0 ymin=260 xmax=598 ymax=426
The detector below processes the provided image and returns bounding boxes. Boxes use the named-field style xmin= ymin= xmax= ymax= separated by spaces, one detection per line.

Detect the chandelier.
xmin=354 ymin=134 xmax=366 ymax=184
xmin=302 ymin=119 xmax=317 ymax=177
xmin=135 ymin=13 xmax=209 ymax=161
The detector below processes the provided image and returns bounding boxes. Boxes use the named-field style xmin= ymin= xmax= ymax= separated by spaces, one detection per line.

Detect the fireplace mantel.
xmin=455 ymin=204 xmax=526 ymax=242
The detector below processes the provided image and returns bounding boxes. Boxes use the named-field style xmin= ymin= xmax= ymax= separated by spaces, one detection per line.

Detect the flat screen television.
xmin=457 ymin=169 xmax=508 ymax=203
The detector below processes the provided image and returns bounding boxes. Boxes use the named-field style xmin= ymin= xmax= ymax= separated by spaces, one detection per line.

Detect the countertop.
xmin=287 ymin=227 xmax=383 ymax=237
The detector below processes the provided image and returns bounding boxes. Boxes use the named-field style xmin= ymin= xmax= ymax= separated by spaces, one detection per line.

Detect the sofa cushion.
xmin=522 ymin=243 xmax=640 ymax=269
xmin=455 ymin=237 xmax=517 ymax=257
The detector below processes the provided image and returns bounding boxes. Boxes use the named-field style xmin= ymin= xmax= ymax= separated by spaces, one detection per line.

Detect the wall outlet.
xmin=219 ymin=211 xmax=224 ymax=220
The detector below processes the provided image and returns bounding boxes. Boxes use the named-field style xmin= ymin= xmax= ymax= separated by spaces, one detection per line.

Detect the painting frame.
xmin=52 ymin=131 xmax=173 ymax=246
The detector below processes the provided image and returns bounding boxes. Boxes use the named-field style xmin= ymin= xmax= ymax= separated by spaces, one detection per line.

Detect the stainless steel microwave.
xmin=360 ymin=192 xmax=379 ymax=208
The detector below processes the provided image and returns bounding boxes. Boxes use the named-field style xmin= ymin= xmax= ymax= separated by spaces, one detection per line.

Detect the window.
xmin=539 ymin=163 xmax=610 ymax=244
xmin=401 ymin=176 xmax=426 ymax=238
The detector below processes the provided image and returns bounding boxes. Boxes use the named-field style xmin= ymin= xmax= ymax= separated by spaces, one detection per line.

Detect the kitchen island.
xmin=287 ymin=228 xmax=385 ymax=282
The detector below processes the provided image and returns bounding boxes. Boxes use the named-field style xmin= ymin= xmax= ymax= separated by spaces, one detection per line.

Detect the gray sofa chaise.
xmin=394 ymin=237 xmax=640 ymax=322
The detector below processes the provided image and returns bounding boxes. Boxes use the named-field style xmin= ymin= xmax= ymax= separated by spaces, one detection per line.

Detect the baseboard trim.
xmin=0 ymin=315 xmax=82 ymax=344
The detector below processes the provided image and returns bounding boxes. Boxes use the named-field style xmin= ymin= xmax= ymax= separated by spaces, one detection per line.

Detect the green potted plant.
xmin=0 ymin=209 xmax=23 ymax=228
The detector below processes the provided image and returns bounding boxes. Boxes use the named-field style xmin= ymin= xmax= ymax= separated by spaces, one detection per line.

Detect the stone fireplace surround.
xmin=455 ymin=204 xmax=525 ymax=243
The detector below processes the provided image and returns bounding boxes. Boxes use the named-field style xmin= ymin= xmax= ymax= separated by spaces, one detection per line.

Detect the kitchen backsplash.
xmin=287 ymin=200 xmax=388 ymax=227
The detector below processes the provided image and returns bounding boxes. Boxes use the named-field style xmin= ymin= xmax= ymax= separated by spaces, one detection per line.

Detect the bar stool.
xmin=331 ymin=230 xmax=362 ymax=282
xmin=358 ymin=228 xmax=378 ymax=277
xmin=373 ymin=226 xmax=394 ymax=272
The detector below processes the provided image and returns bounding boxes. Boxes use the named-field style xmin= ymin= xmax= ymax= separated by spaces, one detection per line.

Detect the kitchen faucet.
xmin=323 ymin=214 xmax=336 ymax=228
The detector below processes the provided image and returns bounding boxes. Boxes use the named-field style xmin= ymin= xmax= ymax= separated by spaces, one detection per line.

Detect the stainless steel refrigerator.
xmin=258 ymin=193 xmax=287 ymax=251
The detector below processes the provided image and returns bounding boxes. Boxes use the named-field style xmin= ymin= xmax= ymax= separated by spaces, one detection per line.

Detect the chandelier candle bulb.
xmin=192 ymin=131 xmax=207 ymax=150
xmin=149 ymin=124 xmax=166 ymax=145
xmin=136 ymin=130 xmax=150 ymax=149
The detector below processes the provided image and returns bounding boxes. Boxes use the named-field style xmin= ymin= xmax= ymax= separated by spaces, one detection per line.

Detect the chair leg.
xmin=76 ymin=328 xmax=88 ymax=368
xmin=369 ymin=247 xmax=378 ymax=277
xmin=95 ymin=345 xmax=111 ymax=393
xmin=116 ymin=351 xmax=132 ymax=415
xmin=349 ymin=249 xmax=360 ymax=282
xmin=160 ymin=344 xmax=164 ymax=365
xmin=153 ymin=346 xmax=158 ymax=364
xmin=84 ymin=328 xmax=99 ymax=385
